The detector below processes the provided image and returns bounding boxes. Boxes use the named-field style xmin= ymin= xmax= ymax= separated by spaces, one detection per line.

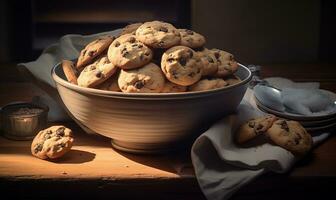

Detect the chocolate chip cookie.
xmin=97 ymin=72 xmax=121 ymax=92
xmin=31 ymin=126 xmax=74 ymax=160
xmin=212 ymin=49 xmax=238 ymax=78
xmin=136 ymin=21 xmax=180 ymax=48
xmin=108 ymin=34 xmax=153 ymax=69
xmin=161 ymin=81 xmax=187 ymax=93
xmin=120 ymin=22 xmax=143 ymax=35
xmin=77 ymin=55 xmax=118 ymax=88
xmin=161 ymin=46 xmax=202 ymax=86
xmin=266 ymin=120 xmax=313 ymax=154
xmin=118 ymin=63 xmax=165 ymax=93
xmin=76 ymin=35 xmax=114 ymax=69
xmin=178 ymin=29 xmax=206 ymax=49
xmin=62 ymin=60 xmax=79 ymax=85
xmin=188 ymin=78 xmax=228 ymax=92
xmin=236 ymin=115 xmax=278 ymax=144
xmin=197 ymin=48 xmax=219 ymax=76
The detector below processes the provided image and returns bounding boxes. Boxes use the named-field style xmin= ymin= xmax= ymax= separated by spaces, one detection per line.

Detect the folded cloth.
xmin=281 ymin=88 xmax=336 ymax=116
xmin=191 ymin=88 xmax=330 ymax=200
xmin=18 ymin=30 xmax=121 ymax=121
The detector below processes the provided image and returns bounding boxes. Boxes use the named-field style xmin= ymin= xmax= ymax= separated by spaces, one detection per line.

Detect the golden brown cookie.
xmin=161 ymin=46 xmax=202 ymax=86
xmin=97 ymin=71 xmax=121 ymax=92
xmin=212 ymin=49 xmax=238 ymax=78
xmin=236 ymin=115 xmax=278 ymax=144
xmin=118 ymin=63 xmax=165 ymax=93
xmin=31 ymin=126 xmax=74 ymax=160
xmin=62 ymin=60 xmax=79 ymax=85
xmin=161 ymin=81 xmax=187 ymax=93
xmin=197 ymin=48 xmax=219 ymax=76
xmin=188 ymin=78 xmax=228 ymax=92
xmin=77 ymin=55 xmax=118 ymax=88
xmin=76 ymin=35 xmax=114 ymax=69
xmin=178 ymin=29 xmax=206 ymax=49
xmin=108 ymin=34 xmax=153 ymax=69
xmin=136 ymin=21 xmax=181 ymax=48
xmin=266 ymin=120 xmax=313 ymax=155
xmin=120 ymin=23 xmax=143 ymax=35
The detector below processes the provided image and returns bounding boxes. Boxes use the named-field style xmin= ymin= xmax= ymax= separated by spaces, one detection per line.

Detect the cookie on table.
xmin=62 ymin=60 xmax=79 ymax=85
xmin=120 ymin=23 xmax=143 ymax=35
xmin=108 ymin=34 xmax=153 ymax=70
xmin=31 ymin=126 xmax=74 ymax=160
xmin=77 ymin=55 xmax=117 ymax=88
xmin=118 ymin=63 xmax=165 ymax=93
xmin=236 ymin=115 xmax=278 ymax=144
xmin=161 ymin=46 xmax=202 ymax=86
xmin=197 ymin=48 xmax=219 ymax=76
xmin=178 ymin=29 xmax=206 ymax=49
xmin=76 ymin=35 xmax=114 ymax=69
xmin=266 ymin=119 xmax=313 ymax=155
xmin=136 ymin=21 xmax=180 ymax=48
xmin=224 ymin=75 xmax=241 ymax=86
xmin=97 ymin=71 xmax=121 ymax=92
xmin=212 ymin=49 xmax=238 ymax=78
xmin=188 ymin=78 xmax=227 ymax=92
xmin=161 ymin=81 xmax=187 ymax=93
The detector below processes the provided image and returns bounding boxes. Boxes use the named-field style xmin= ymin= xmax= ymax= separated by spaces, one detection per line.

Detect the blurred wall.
xmin=191 ymin=0 xmax=320 ymax=64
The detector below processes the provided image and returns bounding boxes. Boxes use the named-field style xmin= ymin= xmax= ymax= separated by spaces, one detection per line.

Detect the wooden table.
xmin=0 ymin=64 xmax=335 ymax=200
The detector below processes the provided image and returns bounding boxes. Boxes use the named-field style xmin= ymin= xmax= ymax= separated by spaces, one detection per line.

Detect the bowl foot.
xmin=111 ymin=140 xmax=184 ymax=154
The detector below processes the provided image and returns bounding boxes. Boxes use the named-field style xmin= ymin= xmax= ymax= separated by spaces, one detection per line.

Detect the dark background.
xmin=0 ymin=0 xmax=335 ymax=65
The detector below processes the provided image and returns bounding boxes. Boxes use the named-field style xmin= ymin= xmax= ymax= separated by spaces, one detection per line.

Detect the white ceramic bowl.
xmin=52 ymin=63 xmax=251 ymax=153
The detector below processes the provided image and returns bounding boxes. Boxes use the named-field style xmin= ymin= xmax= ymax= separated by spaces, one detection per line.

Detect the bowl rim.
xmin=51 ymin=62 xmax=252 ymax=99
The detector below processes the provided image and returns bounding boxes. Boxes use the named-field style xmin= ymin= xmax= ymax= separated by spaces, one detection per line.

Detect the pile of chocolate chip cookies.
xmin=62 ymin=21 xmax=241 ymax=93
xmin=236 ymin=115 xmax=313 ymax=155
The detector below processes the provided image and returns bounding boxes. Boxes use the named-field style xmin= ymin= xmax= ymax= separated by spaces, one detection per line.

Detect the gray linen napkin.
xmin=19 ymin=30 xmax=121 ymax=121
xmin=191 ymin=87 xmax=330 ymax=200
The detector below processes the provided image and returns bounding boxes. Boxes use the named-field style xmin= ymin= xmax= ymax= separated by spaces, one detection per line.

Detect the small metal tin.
xmin=0 ymin=102 xmax=49 ymax=140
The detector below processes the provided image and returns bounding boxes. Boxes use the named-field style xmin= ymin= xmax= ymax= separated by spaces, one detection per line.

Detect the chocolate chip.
xmin=188 ymin=72 xmax=195 ymax=77
xmin=88 ymin=50 xmax=96 ymax=57
xmin=115 ymin=41 xmax=120 ymax=47
xmin=159 ymin=27 xmax=168 ymax=32
xmin=214 ymin=52 xmax=220 ymax=59
xmin=172 ymin=71 xmax=178 ymax=79
xmin=128 ymin=37 xmax=136 ymax=43
xmin=167 ymin=58 xmax=175 ymax=63
xmin=89 ymin=65 xmax=96 ymax=70
xmin=44 ymin=134 xmax=51 ymax=140
xmin=121 ymin=47 xmax=127 ymax=53
xmin=248 ymin=121 xmax=255 ymax=128
xmin=255 ymin=124 xmax=265 ymax=134
xmin=56 ymin=127 xmax=65 ymax=136
xmin=277 ymin=120 xmax=289 ymax=132
xmin=178 ymin=57 xmax=187 ymax=66
xmin=34 ymin=143 xmax=43 ymax=153
xmin=122 ymin=51 xmax=129 ymax=57
xmin=185 ymin=29 xmax=194 ymax=35
xmin=95 ymin=71 xmax=103 ymax=78
xmin=138 ymin=44 xmax=143 ymax=48
xmin=188 ymin=50 xmax=193 ymax=58
xmin=134 ymin=80 xmax=144 ymax=89
xmin=207 ymin=56 xmax=214 ymax=63
xmin=158 ymin=41 xmax=165 ymax=47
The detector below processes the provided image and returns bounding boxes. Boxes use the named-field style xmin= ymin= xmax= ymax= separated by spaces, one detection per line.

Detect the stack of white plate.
xmin=254 ymin=86 xmax=336 ymax=133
